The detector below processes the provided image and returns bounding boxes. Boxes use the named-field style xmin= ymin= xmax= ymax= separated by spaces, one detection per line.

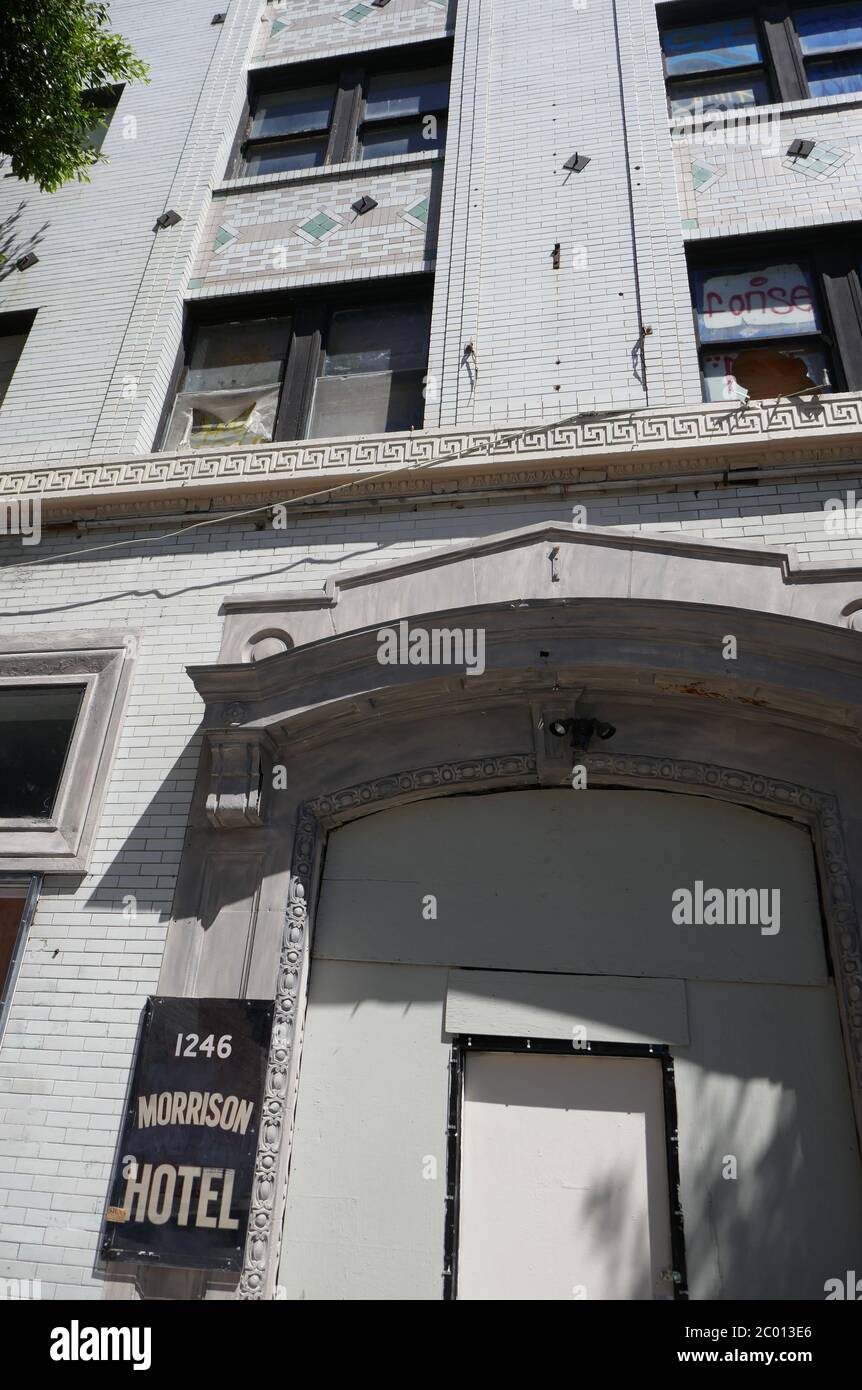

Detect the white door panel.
xmin=457 ymin=1052 xmax=675 ymax=1300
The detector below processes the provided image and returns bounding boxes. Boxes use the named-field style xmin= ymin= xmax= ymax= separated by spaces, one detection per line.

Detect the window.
xmin=83 ymin=85 xmax=122 ymax=152
xmin=0 ymin=878 xmax=39 ymax=1049
xmin=358 ymin=67 xmax=449 ymax=160
xmin=0 ymin=631 xmax=136 ymax=872
xmin=0 ymin=312 xmax=35 ymax=409
xmin=0 ymin=686 xmax=83 ymax=820
xmin=234 ymin=44 xmax=451 ymax=177
xmin=688 ymin=235 xmax=862 ymax=400
xmin=660 ymin=2 xmax=862 ymax=112
xmin=162 ymin=285 xmax=432 ymax=449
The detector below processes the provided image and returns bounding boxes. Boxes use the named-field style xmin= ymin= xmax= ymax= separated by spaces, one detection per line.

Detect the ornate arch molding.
xmin=237 ymin=750 xmax=862 ymax=1299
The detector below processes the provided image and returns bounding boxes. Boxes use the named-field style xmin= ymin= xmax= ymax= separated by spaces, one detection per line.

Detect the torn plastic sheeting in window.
xmin=164 ymin=386 xmax=280 ymax=452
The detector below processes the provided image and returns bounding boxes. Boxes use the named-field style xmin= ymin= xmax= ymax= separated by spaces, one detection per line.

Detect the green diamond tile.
xmin=341 ymin=4 xmax=373 ymax=21
xmin=300 ymin=212 xmax=338 ymax=240
xmin=405 ymin=198 xmax=429 ymax=224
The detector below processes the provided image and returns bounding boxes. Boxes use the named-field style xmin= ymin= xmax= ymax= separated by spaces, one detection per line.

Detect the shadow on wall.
xmin=0 ymin=201 xmax=48 ymax=283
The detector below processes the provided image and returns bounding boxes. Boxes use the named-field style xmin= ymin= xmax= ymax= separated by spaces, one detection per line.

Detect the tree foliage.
xmin=0 ymin=1 xmax=149 ymax=192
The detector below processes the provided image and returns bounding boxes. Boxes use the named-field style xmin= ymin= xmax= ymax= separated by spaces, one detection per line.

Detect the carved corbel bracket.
xmin=206 ymin=729 xmax=278 ymax=829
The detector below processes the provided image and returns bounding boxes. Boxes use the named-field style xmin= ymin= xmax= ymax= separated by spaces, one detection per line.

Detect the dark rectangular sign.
xmin=101 ymin=996 xmax=274 ymax=1272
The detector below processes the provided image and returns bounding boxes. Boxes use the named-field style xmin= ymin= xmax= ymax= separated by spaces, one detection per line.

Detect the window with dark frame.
xmin=0 ymin=686 xmax=85 ymax=820
xmin=161 ymin=285 xmax=433 ymax=449
xmin=660 ymin=1 xmax=862 ymax=114
xmin=235 ymin=45 xmax=451 ymax=178
xmin=0 ymin=313 xmax=35 ymax=410
xmin=688 ymin=234 xmax=862 ymax=400
xmin=83 ymin=85 xmax=123 ymax=152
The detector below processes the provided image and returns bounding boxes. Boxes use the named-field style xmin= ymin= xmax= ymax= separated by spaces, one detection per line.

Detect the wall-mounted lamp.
xmin=154 ymin=209 xmax=183 ymax=230
xmin=351 ymin=195 xmax=378 ymax=215
xmin=564 ymin=153 xmax=591 ymax=173
xmin=787 ymin=138 xmax=815 ymax=159
xmin=211 ymin=12 xmax=227 ymax=23
xmin=549 ymin=717 xmax=616 ymax=754
xmin=15 ymin=253 xmax=39 ymax=272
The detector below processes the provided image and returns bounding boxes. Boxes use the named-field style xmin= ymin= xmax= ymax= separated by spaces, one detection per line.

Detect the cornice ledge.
xmin=5 ymin=394 xmax=862 ymax=516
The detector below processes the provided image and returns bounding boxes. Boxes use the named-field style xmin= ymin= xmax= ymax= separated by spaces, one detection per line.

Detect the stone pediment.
xmin=213 ymin=521 xmax=862 ymax=666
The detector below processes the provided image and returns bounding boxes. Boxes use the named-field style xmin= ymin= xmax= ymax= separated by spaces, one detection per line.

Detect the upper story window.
xmin=234 ymin=43 xmax=451 ymax=177
xmin=688 ymin=234 xmax=862 ymax=400
xmin=660 ymin=2 xmax=862 ymax=113
xmin=162 ymin=284 xmax=432 ymax=449
xmin=0 ymin=313 xmax=35 ymax=410
xmin=83 ymin=85 xmax=123 ymax=152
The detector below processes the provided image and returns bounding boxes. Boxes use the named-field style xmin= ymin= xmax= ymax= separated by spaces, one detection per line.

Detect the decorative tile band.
xmin=5 ymin=394 xmax=862 ymax=509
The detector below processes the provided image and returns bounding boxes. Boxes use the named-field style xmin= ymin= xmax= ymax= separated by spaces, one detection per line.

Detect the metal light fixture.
xmin=351 ymin=195 xmax=378 ymax=215
xmin=211 ymin=12 xmax=226 ymax=22
xmin=154 ymin=209 xmax=182 ymax=230
xmin=549 ymin=717 xmax=616 ymax=752
xmin=787 ymin=138 xmax=815 ymax=159
xmin=564 ymin=153 xmax=591 ymax=173
xmin=15 ymin=253 xmax=39 ymax=272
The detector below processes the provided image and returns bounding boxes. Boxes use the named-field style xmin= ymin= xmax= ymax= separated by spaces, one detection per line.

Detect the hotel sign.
xmin=101 ymin=997 xmax=274 ymax=1271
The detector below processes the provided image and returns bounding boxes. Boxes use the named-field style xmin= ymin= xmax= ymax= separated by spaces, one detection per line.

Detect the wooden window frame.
xmin=229 ymin=39 xmax=453 ymax=179
xmin=161 ymin=276 xmax=434 ymax=449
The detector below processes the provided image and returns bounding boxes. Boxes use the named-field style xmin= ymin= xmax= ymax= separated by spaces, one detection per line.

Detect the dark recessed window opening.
xmin=308 ymin=302 xmax=431 ymax=435
xmin=233 ymin=43 xmax=451 ymax=178
xmin=0 ymin=312 xmax=35 ymax=410
xmin=689 ymin=234 xmax=862 ymax=400
xmin=83 ymin=85 xmax=123 ymax=152
xmin=0 ymin=686 xmax=84 ymax=820
xmin=162 ymin=284 xmax=432 ymax=449
xmin=358 ymin=66 xmax=449 ymax=159
xmin=660 ymin=2 xmax=862 ymax=113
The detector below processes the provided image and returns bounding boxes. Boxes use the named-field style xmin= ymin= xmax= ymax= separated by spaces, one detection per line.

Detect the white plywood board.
xmin=458 ymin=1053 xmax=673 ymax=1300
xmin=315 ymin=789 xmax=826 ymax=985
xmin=445 ymin=968 xmax=689 ymax=1044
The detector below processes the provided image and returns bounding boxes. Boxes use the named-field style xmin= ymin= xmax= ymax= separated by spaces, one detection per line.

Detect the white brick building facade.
xmin=1 ymin=0 xmax=862 ymax=1301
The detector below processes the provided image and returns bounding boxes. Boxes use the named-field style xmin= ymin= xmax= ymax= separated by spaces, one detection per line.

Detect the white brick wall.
xmin=2 ymin=0 xmax=862 ymax=1296
xmin=2 ymin=474 xmax=862 ymax=1297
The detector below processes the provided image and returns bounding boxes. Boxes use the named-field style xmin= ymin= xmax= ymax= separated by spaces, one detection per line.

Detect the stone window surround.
xmin=0 ymin=630 xmax=137 ymax=872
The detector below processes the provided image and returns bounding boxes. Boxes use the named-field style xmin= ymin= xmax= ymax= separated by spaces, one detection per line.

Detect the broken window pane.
xmin=694 ymin=262 xmax=819 ymax=343
xmin=164 ymin=319 xmax=291 ymax=451
xmin=702 ymin=344 xmax=829 ymax=400
xmin=250 ymin=84 xmax=335 ymax=139
xmin=0 ymin=686 xmax=84 ymax=820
